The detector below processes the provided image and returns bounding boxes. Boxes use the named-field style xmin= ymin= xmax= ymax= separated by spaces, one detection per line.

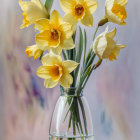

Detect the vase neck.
xmin=60 ymin=86 xmax=83 ymax=97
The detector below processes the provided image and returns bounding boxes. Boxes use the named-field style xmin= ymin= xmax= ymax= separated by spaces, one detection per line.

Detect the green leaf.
xmin=62 ymin=50 xmax=68 ymax=60
xmin=78 ymin=98 xmax=88 ymax=136
xmin=76 ymin=27 xmax=84 ymax=63
xmin=83 ymin=29 xmax=87 ymax=67
xmin=45 ymin=0 xmax=54 ymax=13
xmin=81 ymin=64 xmax=92 ymax=85
xmin=82 ymin=64 xmax=95 ymax=88
xmin=74 ymin=27 xmax=84 ymax=86
xmin=84 ymin=52 xmax=96 ymax=71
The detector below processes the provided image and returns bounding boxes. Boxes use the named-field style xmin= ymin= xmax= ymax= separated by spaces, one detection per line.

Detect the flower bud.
xmin=98 ymin=18 xmax=108 ymax=26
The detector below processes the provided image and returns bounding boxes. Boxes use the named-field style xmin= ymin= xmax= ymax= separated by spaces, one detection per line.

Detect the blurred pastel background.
xmin=0 ymin=0 xmax=140 ymax=140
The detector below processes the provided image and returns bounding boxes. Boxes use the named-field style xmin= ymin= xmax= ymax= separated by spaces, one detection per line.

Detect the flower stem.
xmin=45 ymin=0 xmax=54 ymax=13
xmin=39 ymin=51 xmax=44 ymax=60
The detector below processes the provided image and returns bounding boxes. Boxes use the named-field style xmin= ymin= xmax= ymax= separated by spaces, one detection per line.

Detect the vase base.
xmin=49 ymin=134 xmax=94 ymax=140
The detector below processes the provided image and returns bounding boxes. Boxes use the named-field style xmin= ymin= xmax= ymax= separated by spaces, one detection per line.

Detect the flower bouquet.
xmin=19 ymin=0 xmax=128 ymax=139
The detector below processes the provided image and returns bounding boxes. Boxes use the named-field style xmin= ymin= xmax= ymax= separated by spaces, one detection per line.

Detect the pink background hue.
xmin=0 ymin=0 xmax=140 ymax=140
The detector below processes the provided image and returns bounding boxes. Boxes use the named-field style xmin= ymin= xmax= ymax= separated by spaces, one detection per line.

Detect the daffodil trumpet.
xmin=60 ymin=0 xmax=98 ymax=27
xmin=25 ymin=45 xmax=43 ymax=59
xmin=35 ymin=10 xmax=75 ymax=55
xmin=36 ymin=53 xmax=79 ymax=88
xmin=93 ymin=26 xmax=126 ymax=61
xmin=105 ymin=0 xmax=128 ymax=25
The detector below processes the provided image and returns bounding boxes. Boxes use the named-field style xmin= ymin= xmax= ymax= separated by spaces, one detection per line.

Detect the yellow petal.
xmin=50 ymin=47 xmax=62 ymax=55
xmin=61 ymin=38 xmax=75 ymax=50
xmin=105 ymin=9 xmax=122 ymax=25
xmin=25 ymin=46 xmax=33 ymax=57
xmin=59 ymin=23 xmax=73 ymax=39
xmin=20 ymin=13 xmax=30 ymax=29
xmin=60 ymin=73 xmax=73 ymax=88
xmin=44 ymin=78 xmax=58 ymax=88
xmin=111 ymin=4 xmax=127 ymax=21
xmin=50 ymin=10 xmax=63 ymax=27
xmin=36 ymin=30 xmax=60 ymax=50
xmin=63 ymin=13 xmax=78 ymax=26
xmin=94 ymin=26 xmax=126 ymax=61
xmin=114 ymin=0 xmax=128 ymax=7
xmin=94 ymin=35 xmax=108 ymax=59
xmin=106 ymin=27 xmax=116 ymax=39
xmin=116 ymin=44 xmax=126 ymax=49
xmin=46 ymin=65 xmax=63 ymax=81
xmin=63 ymin=60 xmax=79 ymax=73
xmin=85 ymin=0 xmax=98 ymax=13
xmin=31 ymin=0 xmax=43 ymax=6
xmin=34 ymin=48 xmax=43 ymax=59
xmin=93 ymin=26 xmax=109 ymax=59
xmin=19 ymin=0 xmax=48 ymax=28
xmin=41 ymin=53 xmax=62 ymax=66
xmin=108 ymin=44 xmax=126 ymax=61
xmin=105 ymin=0 xmax=127 ymax=25
xmin=25 ymin=45 xmax=43 ymax=59
xmin=36 ymin=31 xmax=50 ymax=49
xmin=35 ymin=18 xmax=51 ymax=31
xmin=108 ymin=52 xmax=117 ymax=61
xmin=113 ymin=44 xmax=126 ymax=55
xmin=36 ymin=66 xmax=51 ymax=79
xmin=80 ymin=11 xmax=93 ymax=27
xmin=60 ymin=0 xmax=74 ymax=13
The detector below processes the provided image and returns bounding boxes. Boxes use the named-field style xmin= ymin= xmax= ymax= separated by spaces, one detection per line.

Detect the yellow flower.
xmin=25 ymin=45 xmax=43 ymax=59
xmin=35 ymin=10 xmax=75 ymax=55
xmin=105 ymin=0 xmax=128 ymax=25
xmin=93 ymin=26 xmax=126 ymax=61
xmin=36 ymin=53 xmax=79 ymax=88
xmin=60 ymin=0 xmax=98 ymax=27
xmin=19 ymin=0 xmax=48 ymax=29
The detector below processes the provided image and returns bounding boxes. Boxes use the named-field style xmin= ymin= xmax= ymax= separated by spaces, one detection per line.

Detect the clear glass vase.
xmin=49 ymin=87 xmax=94 ymax=140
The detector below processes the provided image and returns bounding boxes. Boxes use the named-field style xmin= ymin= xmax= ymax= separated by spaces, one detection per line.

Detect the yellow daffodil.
xmin=35 ymin=10 xmax=75 ymax=55
xmin=19 ymin=0 xmax=48 ymax=29
xmin=36 ymin=53 xmax=79 ymax=88
xmin=25 ymin=45 xmax=43 ymax=59
xmin=93 ymin=26 xmax=126 ymax=61
xmin=105 ymin=0 xmax=128 ymax=25
xmin=60 ymin=0 xmax=98 ymax=27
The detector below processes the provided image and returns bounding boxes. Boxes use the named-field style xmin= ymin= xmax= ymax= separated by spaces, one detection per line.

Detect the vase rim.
xmin=60 ymin=86 xmax=83 ymax=97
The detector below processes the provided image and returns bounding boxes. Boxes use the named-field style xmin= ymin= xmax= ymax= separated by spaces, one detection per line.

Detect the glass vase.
xmin=49 ymin=87 xmax=94 ymax=140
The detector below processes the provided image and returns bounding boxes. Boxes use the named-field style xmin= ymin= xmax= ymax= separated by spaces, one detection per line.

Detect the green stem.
xmin=84 ymin=52 xmax=96 ymax=73
xmin=62 ymin=50 xmax=68 ymax=60
xmin=78 ymin=98 xmax=88 ymax=136
xmin=83 ymin=29 xmax=87 ymax=67
xmin=90 ymin=26 xmax=99 ymax=50
xmin=82 ymin=65 xmax=95 ymax=89
xmin=39 ymin=51 xmax=44 ymax=60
